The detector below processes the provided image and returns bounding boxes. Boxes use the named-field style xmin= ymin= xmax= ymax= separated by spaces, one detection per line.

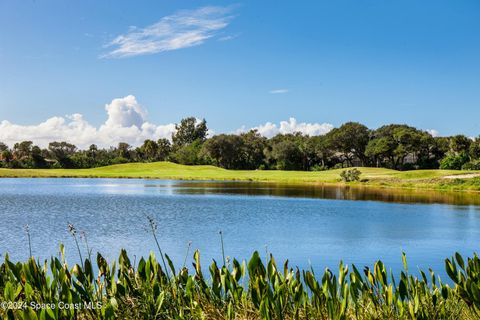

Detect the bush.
xmin=311 ymin=164 xmax=328 ymax=171
xmin=440 ymin=152 xmax=469 ymax=170
xmin=340 ymin=168 xmax=361 ymax=182
xmin=110 ymin=156 xmax=130 ymax=165
xmin=333 ymin=163 xmax=347 ymax=169
xmin=170 ymin=140 xmax=205 ymax=165
xmin=462 ymin=160 xmax=480 ymax=170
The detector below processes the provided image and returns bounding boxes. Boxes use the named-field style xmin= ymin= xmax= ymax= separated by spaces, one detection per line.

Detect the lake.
xmin=1 ymin=178 xmax=479 ymax=280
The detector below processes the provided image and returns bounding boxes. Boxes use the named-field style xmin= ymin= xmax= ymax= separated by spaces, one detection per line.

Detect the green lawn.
xmin=0 ymin=161 xmax=479 ymax=191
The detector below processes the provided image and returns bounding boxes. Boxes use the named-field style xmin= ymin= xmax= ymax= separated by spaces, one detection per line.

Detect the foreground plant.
xmin=0 ymin=247 xmax=479 ymax=319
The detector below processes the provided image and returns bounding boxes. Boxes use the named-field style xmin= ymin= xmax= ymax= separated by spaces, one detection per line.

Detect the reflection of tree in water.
xmin=169 ymin=181 xmax=480 ymax=206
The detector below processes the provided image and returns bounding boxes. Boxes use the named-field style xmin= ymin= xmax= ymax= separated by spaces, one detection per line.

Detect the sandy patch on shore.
xmin=443 ymin=173 xmax=480 ymax=179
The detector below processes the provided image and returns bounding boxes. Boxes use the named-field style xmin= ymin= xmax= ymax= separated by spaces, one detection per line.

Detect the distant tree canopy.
xmin=365 ymin=124 xmax=436 ymax=169
xmin=1 ymin=117 xmax=479 ymax=171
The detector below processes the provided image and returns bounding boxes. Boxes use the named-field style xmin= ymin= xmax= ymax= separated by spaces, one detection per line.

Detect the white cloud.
xmin=104 ymin=95 xmax=146 ymax=127
xmin=269 ymin=89 xmax=289 ymax=94
xmin=253 ymin=122 xmax=279 ymax=137
xmin=237 ymin=117 xmax=334 ymax=138
xmin=427 ymin=129 xmax=440 ymax=137
xmin=102 ymin=6 xmax=234 ymax=58
xmin=218 ymin=32 xmax=241 ymax=41
xmin=0 ymin=96 xmax=176 ymax=149
xmin=0 ymin=97 xmax=334 ymax=149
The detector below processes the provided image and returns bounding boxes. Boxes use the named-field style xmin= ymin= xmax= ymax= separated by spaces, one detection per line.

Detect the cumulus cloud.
xmin=0 ymin=96 xmax=176 ymax=149
xmin=237 ymin=118 xmax=334 ymax=138
xmin=102 ymin=6 xmax=235 ymax=58
xmin=0 ymin=97 xmax=335 ymax=149
xmin=104 ymin=95 xmax=146 ymax=127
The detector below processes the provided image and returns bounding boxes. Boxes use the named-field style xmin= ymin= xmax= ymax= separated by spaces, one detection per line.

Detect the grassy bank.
xmin=1 ymin=161 xmax=479 ymax=192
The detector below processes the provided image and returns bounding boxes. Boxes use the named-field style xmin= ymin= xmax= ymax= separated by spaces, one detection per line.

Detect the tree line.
xmin=1 ymin=117 xmax=480 ymax=171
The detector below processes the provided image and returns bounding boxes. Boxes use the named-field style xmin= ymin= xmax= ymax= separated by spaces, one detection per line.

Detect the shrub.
xmin=340 ymin=168 xmax=361 ymax=182
xmin=440 ymin=152 xmax=469 ymax=170
xmin=170 ymin=140 xmax=205 ymax=165
xmin=462 ymin=160 xmax=480 ymax=170
xmin=333 ymin=163 xmax=347 ymax=169
xmin=311 ymin=164 xmax=328 ymax=171
xmin=109 ymin=156 xmax=130 ymax=165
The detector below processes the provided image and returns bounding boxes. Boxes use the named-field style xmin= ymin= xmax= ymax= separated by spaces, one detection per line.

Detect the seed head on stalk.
xmin=68 ymin=222 xmax=83 ymax=265
xmin=183 ymin=240 xmax=192 ymax=268
xmin=80 ymin=230 xmax=92 ymax=262
xmin=146 ymin=215 xmax=169 ymax=278
xmin=24 ymin=224 xmax=32 ymax=258
xmin=219 ymin=230 xmax=226 ymax=267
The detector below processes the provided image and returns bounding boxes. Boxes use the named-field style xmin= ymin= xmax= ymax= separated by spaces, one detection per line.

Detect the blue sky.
xmin=0 ymin=0 xmax=479 ymax=147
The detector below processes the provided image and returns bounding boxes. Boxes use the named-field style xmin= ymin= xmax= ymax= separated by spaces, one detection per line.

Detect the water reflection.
xmin=147 ymin=181 xmax=480 ymax=206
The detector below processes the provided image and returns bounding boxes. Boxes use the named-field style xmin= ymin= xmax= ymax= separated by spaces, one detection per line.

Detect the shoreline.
xmin=0 ymin=161 xmax=479 ymax=193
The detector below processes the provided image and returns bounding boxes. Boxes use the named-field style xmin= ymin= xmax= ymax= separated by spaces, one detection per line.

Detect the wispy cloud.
xmin=269 ymin=89 xmax=289 ymax=94
xmin=102 ymin=6 xmax=235 ymax=58
xmin=218 ymin=32 xmax=241 ymax=41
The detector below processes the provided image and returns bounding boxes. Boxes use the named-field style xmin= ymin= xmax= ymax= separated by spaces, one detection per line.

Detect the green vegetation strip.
xmin=1 ymin=245 xmax=480 ymax=319
xmin=1 ymin=162 xmax=480 ymax=191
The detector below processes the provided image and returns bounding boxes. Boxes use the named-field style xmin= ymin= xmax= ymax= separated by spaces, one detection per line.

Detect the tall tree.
xmin=240 ymin=130 xmax=267 ymax=169
xmin=0 ymin=142 xmax=8 ymax=153
xmin=0 ymin=143 xmax=12 ymax=167
xmin=13 ymin=141 xmax=33 ymax=161
xmin=86 ymin=144 xmax=98 ymax=166
xmin=365 ymin=136 xmax=396 ymax=167
xmin=309 ymin=135 xmax=334 ymax=168
xmin=449 ymin=135 xmax=471 ymax=155
xmin=1 ymin=150 xmax=12 ymax=164
xmin=327 ymin=122 xmax=370 ymax=166
xmin=172 ymin=117 xmax=208 ymax=148
xmin=266 ymin=134 xmax=305 ymax=170
xmin=48 ymin=141 xmax=77 ymax=168
xmin=156 ymin=138 xmax=172 ymax=161
xmin=469 ymin=137 xmax=480 ymax=160
xmin=139 ymin=140 xmax=158 ymax=162
xmin=117 ymin=142 xmax=132 ymax=160
xmin=201 ymin=134 xmax=244 ymax=169
xmin=31 ymin=145 xmax=47 ymax=168
xmin=366 ymin=124 xmax=433 ymax=169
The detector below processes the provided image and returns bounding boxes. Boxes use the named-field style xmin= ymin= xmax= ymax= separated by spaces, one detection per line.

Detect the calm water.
xmin=0 ymin=178 xmax=479 ymax=279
